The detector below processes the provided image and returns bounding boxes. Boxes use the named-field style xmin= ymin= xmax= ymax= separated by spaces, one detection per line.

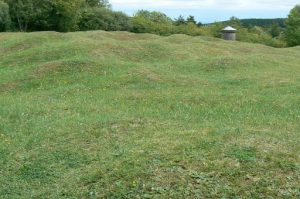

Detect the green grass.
xmin=0 ymin=31 xmax=300 ymax=198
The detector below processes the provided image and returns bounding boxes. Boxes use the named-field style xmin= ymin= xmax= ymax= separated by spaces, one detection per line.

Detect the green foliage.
xmin=4 ymin=0 xmax=84 ymax=32
xmin=269 ymin=23 xmax=282 ymax=38
xmin=238 ymin=18 xmax=286 ymax=28
xmin=131 ymin=10 xmax=174 ymax=35
xmin=175 ymin=23 xmax=203 ymax=36
xmin=187 ymin=15 xmax=196 ymax=24
xmin=112 ymin=11 xmax=132 ymax=31
xmin=236 ymin=26 xmax=286 ymax=47
xmin=5 ymin=0 xmax=35 ymax=31
xmin=4 ymin=0 xmax=55 ymax=31
xmin=27 ymin=0 xmax=54 ymax=31
xmin=51 ymin=0 xmax=85 ymax=32
xmin=78 ymin=7 xmax=131 ymax=31
xmin=86 ymin=0 xmax=110 ymax=8
xmin=228 ymin=16 xmax=242 ymax=27
xmin=134 ymin=10 xmax=173 ymax=24
xmin=0 ymin=0 xmax=10 ymax=31
xmin=201 ymin=22 xmax=224 ymax=38
xmin=174 ymin=15 xmax=186 ymax=26
xmin=286 ymin=5 xmax=300 ymax=46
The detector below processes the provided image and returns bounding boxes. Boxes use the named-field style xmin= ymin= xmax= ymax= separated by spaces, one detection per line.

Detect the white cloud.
xmin=110 ymin=0 xmax=298 ymax=10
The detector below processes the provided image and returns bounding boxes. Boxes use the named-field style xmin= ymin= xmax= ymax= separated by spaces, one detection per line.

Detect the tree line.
xmin=0 ymin=0 xmax=300 ymax=47
xmin=217 ymin=18 xmax=286 ymax=28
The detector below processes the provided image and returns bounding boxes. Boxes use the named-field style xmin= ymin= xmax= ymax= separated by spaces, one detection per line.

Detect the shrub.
xmin=78 ymin=7 xmax=131 ymax=31
xmin=131 ymin=10 xmax=174 ymax=35
xmin=174 ymin=23 xmax=203 ymax=36
xmin=236 ymin=26 xmax=286 ymax=47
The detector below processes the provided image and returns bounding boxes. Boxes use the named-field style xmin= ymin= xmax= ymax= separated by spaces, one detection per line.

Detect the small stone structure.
xmin=222 ymin=26 xmax=237 ymax=41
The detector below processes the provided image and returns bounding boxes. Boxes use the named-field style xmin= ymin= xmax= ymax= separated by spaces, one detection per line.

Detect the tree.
xmin=78 ymin=7 xmax=130 ymax=31
xmin=4 ymin=0 xmax=55 ymax=31
xmin=131 ymin=10 xmax=174 ymax=35
xmin=6 ymin=0 xmax=85 ymax=32
xmin=5 ymin=0 xmax=35 ymax=31
xmin=51 ymin=0 xmax=85 ymax=32
xmin=174 ymin=15 xmax=186 ymax=26
xmin=133 ymin=10 xmax=172 ymax=24
xmin=86 ymin=0 xmax=110 ymax=8
xmin=112 ymin=11 xmax=131 ymax=31
xmin=186 ymin=15 xmax=196 ymax=24
xmin=286 ymin=5 xmax=300 ymax=46
xmin=0 ymin=0 xmax=10 ymax=31
xmin=269 ymin=23 xmax=281 ymax=38
xmin=228 ymin=16 xmax=242 ymax=27
xmin=197 ymin=22 xmax=203 ymax=27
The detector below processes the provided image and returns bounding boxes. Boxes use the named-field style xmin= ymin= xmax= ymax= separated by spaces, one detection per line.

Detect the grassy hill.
xmin=0 ymin=31 xmax=300 ymax=198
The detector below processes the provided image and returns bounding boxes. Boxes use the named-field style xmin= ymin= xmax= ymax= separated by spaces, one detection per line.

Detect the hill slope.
xmin=216 ymin=18 xmax=287 ymax=28
xmin=0 ymin=31 xmax=300 ymax=198
xmin=239 ymin=18 xmax=286 ymax=28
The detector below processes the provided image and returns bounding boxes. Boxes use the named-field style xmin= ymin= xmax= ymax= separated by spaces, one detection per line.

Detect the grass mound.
xmin=0 ymin=31 xmax=300 ymax=198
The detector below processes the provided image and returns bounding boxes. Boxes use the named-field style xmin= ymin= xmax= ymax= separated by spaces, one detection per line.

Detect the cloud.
xmin=110 ymin=0 xmax=298 ymax=10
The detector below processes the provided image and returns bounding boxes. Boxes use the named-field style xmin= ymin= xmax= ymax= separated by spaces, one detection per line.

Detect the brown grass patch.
xmin=34 ymin=61 xmax=64 ymax=77
xmin=136 ymin=68 xmax=163 ymax=82
xmin=0 ymin=80 xmax=21 ymax=92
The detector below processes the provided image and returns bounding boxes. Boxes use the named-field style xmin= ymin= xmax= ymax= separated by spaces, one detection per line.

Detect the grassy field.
xmin=0 ymin=31 xmax=300 ymax=198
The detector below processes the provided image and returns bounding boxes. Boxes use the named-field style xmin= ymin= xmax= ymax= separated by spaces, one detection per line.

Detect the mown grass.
xmin=0 ymin=31 xmax=300 ymax=198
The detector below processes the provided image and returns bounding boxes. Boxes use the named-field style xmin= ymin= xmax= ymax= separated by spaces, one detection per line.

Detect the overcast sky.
xmin=110 ymin=0 xmax=299 ymax=23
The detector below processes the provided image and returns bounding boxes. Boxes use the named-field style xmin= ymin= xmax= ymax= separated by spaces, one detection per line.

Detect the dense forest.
xmin=0 ymin=0 xmax=300 ymax=47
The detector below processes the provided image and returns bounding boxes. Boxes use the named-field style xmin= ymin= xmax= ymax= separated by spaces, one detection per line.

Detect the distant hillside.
xmin=207 ymin=18 xmax=286 ymax=28
xmin=239 ymin=18 xmax=286 ymax=28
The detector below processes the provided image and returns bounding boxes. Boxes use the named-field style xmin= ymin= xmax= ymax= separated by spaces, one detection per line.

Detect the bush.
xmin=173 ymin=23 xmax=203 ymax=36
xmin=112 ymin=11 xmax=132 ymax=31
xmin=78 ymin=7 xmax=131 ymax=31
xmin=235 ymin=26 xmax=286 ymax=47
xmin=200 ymin=23 xmax=223 ymax=38
xmin=131 ymin=10 xmax=175 ymax=35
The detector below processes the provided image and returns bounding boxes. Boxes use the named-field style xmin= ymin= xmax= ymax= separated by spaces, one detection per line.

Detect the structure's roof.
xmin=222 ymin=26 xmax=237 ymax=32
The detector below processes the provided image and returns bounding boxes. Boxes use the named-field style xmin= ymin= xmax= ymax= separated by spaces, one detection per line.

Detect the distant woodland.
xmin=217 ymin=18 xmax=286 ymax=28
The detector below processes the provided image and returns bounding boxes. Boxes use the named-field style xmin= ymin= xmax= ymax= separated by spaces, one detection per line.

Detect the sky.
xmin=110 ymin=0 xmax=299 ymax=23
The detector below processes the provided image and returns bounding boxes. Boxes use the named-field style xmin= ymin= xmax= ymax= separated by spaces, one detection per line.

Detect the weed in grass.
xmin=227 ymin=146 xmax=257 ymax=162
